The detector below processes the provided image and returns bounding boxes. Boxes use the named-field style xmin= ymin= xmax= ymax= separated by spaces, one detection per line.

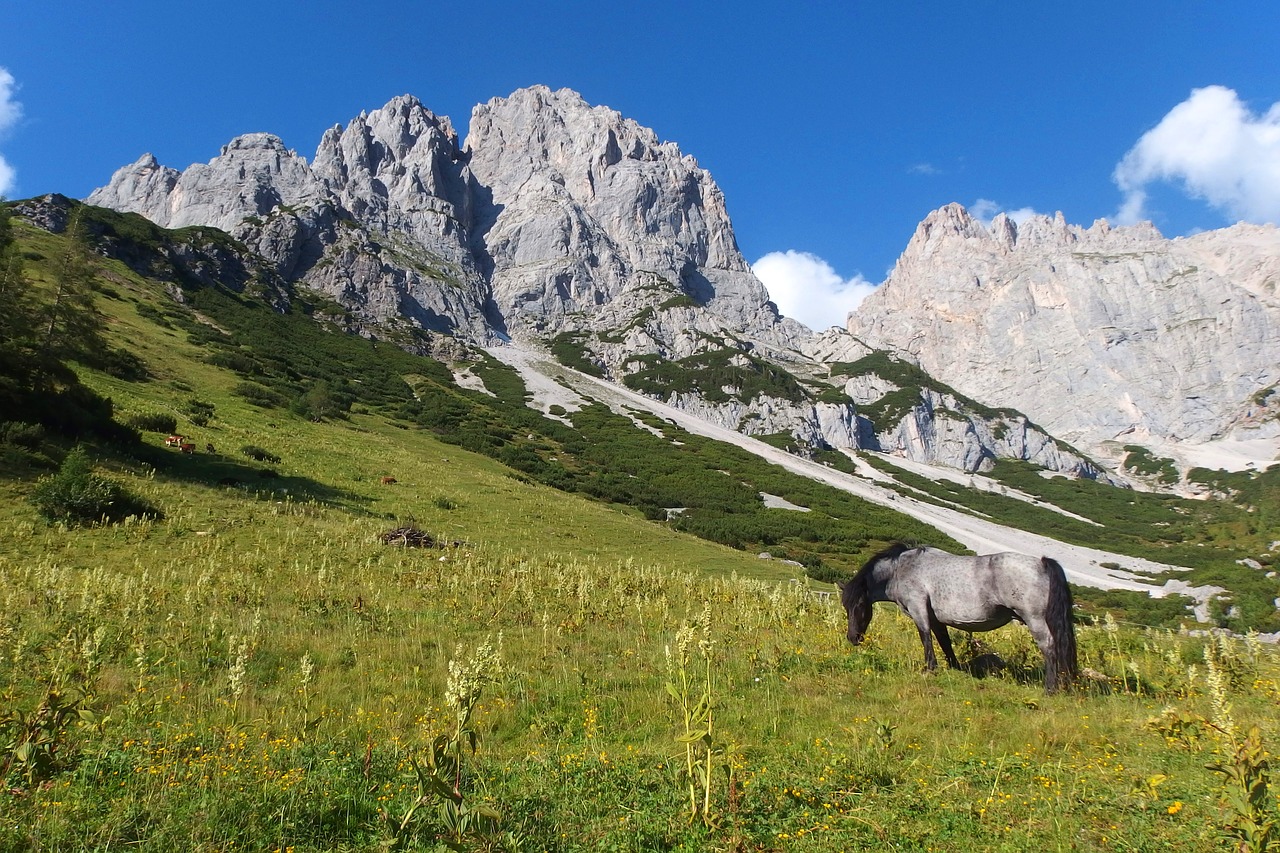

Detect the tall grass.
xmin=2 ymin=496 xmax=1275 ymax=849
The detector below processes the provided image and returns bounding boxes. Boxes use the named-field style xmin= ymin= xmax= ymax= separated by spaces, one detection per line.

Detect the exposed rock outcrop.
xmin=870 ymin=388 xmax=1111 ymax=479
xmin=465 ymin=87 xmax=781 ymax=339
xmin=847 ymin=203 xmax=1280 ymax=466
xmin=89 ymin=98 xmax=493 ymax=341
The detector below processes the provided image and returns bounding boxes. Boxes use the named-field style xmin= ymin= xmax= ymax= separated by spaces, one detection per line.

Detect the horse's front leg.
xmin=927 ymin=603 xmax=961 ymax=669
xmin=913 ymin=620 xmax=938 ymax=671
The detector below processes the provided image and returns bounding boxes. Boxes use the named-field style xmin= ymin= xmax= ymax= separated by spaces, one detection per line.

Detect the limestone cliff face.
xmin=465 ymin=86 xmax=778 ymax=339
xmin=871 ymin=389 xmax=1111 ymax=480
xmin=88 ymin=87 xmax=835 ymax=435
xmin=847 ymin=204 xmax=1280 ymax=462
xmin=88 ymin=88 xmax=795 ymax=351
xmin=92 ymin=92 xmax=1274 ymax=480
xmin=87 ymin=136 xmax=327 ymax=235
xmin=664 ymin=393 xmax=861 ymax=450
xmin=88 ymin=98 xmax=494 ymax=340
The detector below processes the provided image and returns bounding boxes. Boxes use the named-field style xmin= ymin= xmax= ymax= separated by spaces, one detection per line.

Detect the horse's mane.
xmin=841 ymin=543 xmax=921 ymax=607
xmin=860 ymin=542 xmax=918 ymax=574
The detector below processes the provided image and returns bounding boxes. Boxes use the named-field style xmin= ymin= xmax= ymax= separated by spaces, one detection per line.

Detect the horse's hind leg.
xmin=1024 ymin=617 xmax=1060 ymax=693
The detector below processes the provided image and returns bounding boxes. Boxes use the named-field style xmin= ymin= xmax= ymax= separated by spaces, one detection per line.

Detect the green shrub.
xmin=205 ymin=350 xmax=260 ymax=375
xmin=623 ymin=347 xmax=807 ymax=404
xmin=0 ymin=421 xmax=46 ymax=449
xmin=28 ymin=446 xmax=161 ymax=526
xmin=240 ymin=444 xmax=281 ymax=464
xmin=291 ymin=381 xmax=351 ymax=422
xmin=231 ymin=382 xmax=289 ymax=409
xmin=1123 ymin=445 xmax=1179 ymax=485
xmin=184 ymin=398 xmax=215 ymax=427
xmin=124 ymin=411 xmax=178 ymax=434
xmin=93 ymin=346 xmax=150 ymax=381
xmin=549 ymin=332 xmax=605 ymax=378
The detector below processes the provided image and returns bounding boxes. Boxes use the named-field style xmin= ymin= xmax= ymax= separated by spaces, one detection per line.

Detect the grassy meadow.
xmin=3 ymin=469 xmax=1279 ymax=851
xmin=2 ymin=201 xmax=1280 ymax=850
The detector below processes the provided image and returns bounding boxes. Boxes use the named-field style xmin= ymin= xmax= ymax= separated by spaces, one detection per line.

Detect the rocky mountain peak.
xmin=88 ymin=130 xmax=324 ymax=234
xmin=914 ymin=202 xmax=988 ymax=242
xmin=462 ymin=86 xmax=771 ymax=338
xmin=468 ymin=86 xmax=672 ymax=181
xmin=221 ymin=132 xmax=292 ymax=154
xmin=904 ymin=203 xmax=1170 ymax=256
xmin=310 ymin=93 xmax=472 ymax=251
xmin=88 ymin=86 xmax=785 ymax=349
xmin=851 ymin=203 xmax=1280 ymax=462
xmin=85 ymin=91 xmax=1278 ymax=479
xmin=314 ymin=95 xmax=462 ymax=187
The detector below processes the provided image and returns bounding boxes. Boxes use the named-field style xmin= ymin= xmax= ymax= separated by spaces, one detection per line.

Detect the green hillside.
xmin=3 ymin=199 xmax=1279 ymax=850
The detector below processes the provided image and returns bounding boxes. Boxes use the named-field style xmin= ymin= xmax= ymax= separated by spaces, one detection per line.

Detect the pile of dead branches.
xmin=380 ymin=526 xmax=436 ymax=548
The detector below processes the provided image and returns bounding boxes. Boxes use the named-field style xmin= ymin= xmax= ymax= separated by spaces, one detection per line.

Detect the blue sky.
xmin=2 ymin=1 xmax=1278 ymax=329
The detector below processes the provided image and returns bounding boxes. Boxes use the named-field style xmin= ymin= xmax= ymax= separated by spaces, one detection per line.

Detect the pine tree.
xmin=0 ymin=201 xmax=46 ymax=413
xmin=42 ymin=207 xmax=106 ymax=362
xmin=0 ymin=201 xmax=117 ymax=435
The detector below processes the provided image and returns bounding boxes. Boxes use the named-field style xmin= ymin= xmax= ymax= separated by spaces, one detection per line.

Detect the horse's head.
xmin=837 ymin=575 xmax=872 ymax=645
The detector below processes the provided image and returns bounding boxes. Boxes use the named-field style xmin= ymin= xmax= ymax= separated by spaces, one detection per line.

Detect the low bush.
xmin=232 ymin=382 xmax=289 ymax=409
xmin=240 ymin=444 xmax=281 ymax=464
xmin=28 ymin=446 xmax=161 ymax=525
xmin=124 ymin=411 xmax=178 ymax=434
xmin=184 ymin=398 xmax=216 ymax=427
xmin=0 ymin=421 xmax=46 ymax=449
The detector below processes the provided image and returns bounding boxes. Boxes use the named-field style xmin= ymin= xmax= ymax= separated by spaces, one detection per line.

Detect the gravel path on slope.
xmin=487 ymin=344 xmax=1214 ymax=604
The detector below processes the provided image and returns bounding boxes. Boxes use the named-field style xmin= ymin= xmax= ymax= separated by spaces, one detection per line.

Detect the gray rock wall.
xmin=848 ymin=203 xmax=1280 ymax=462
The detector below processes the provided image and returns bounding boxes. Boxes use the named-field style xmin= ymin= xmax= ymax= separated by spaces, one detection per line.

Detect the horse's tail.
xmin=1042 ymin=557 xmax=1078 ymax=689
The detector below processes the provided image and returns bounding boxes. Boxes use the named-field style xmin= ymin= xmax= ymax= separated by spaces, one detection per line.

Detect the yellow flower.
xmin=1167 ymin=800 xmax=1183 ymax=815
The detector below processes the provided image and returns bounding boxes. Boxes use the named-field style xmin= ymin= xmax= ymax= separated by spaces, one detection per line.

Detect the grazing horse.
xmin=838 ymin=543 xmax=1077 ymax=693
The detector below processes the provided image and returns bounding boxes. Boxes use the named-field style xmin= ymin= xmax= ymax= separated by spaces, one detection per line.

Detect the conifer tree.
xmin=0 ymin=201 xmax=45 ymax=414
xmin=0 ymin=201 xmax=117 ymax=434
xmin=42 ymin=206 xmax=105 ymax=362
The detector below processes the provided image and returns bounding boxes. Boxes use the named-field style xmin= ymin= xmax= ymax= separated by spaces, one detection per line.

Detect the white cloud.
xmin=0 ymin=67 xmax=21 ymax=197
xmin=908 ymin=162 xmax=941 ymax=176
xmin=751 ymin=250 xmax=877 ymax=331
xmin=969 ymin=198 xmax=1042 ymax=228
xmin=1113 ymin=85 xmax=1280 ymax=225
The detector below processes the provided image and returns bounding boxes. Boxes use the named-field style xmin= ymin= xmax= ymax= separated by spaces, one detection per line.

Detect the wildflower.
xmin=227 ymin=635 xmax=250 ymax=702
xmin=444 ymin=636 xmax=504 ymax=731
xmin=1167 ymin=800 xmax=1183 ymax=815
xmin=1204 ymin=645 xmax=1236 ymax=745
xmin=298 ymin=653 xmax=315 ymax=690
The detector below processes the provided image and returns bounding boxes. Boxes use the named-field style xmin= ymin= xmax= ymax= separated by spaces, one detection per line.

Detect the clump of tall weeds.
xmin=387 ymin=635 xmax=521 ymax=851
xmin=665 ymin=602 xmax=739 ymax=828
xmin=1 ymin=625 xmax=103 ymax=790
xmin=1202 ymin=636 xmax=1279 ymax=852
xmin=1207 ymin=726 xmax=1277 ymax=852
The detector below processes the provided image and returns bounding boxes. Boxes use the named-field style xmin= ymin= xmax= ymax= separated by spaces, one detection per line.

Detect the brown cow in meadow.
xmin=380 ymin=476 xmax=397 ymax=485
